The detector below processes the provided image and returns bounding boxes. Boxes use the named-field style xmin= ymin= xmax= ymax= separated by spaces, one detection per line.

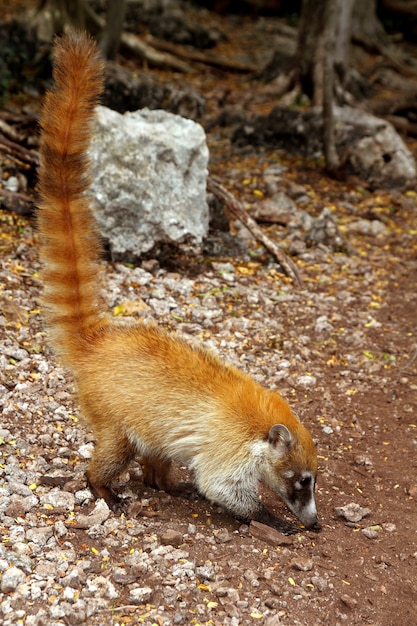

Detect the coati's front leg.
xmin=142 ymin=456 xmax=199 ymax=499
xmin=86 ymin=434 xmax=136 ymax=514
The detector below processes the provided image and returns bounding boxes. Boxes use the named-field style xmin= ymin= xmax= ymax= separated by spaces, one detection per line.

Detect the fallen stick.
xmin=0 ymin=134 xmax=40 ymax=167
xmin=207 ymin=177 xmax=302 ymax=286
xmin=146 ymin=35 xmax=258 ymax=73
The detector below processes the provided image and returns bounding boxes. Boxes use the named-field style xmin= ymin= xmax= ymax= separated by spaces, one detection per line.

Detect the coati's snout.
xmin=280 ymin=469 xmax=321 ymax=531
xmin=264 ymin=423 xmax=321 ymax=531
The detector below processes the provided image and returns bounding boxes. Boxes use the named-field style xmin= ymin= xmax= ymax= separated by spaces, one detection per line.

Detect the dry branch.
xmin=146 ymin=35 xmax=258 ymax=73
xmin=83 ymin=2 xmax=193 ymax=72
xmin=120 ymin=32 xmax=193 ymax=73
xmin=0 ymin=135 xmax=39 ymax=167
xmin=207 ymin=177 xmax=302 ymax=286
xmin=0 ymin=188 xmax=34 ymax=216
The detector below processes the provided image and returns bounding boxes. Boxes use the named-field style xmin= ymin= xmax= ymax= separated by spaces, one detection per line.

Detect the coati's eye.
xmin=300 ymin=475 xmax=311 ymax=488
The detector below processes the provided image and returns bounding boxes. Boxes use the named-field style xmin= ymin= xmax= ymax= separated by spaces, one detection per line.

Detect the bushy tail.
xmin=38 ymin=32 xmax=107 ymax=366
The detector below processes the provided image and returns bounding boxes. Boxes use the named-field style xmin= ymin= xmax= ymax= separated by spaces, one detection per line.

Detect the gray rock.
xmin=73 ymin=498 xmax=111 ymax=529
xmin=241 ymin=104 xmax=416 ymax=189
xmin=40 ymin=488 xmax=75 ymax=510
xmin=161 ymin=529 xmax=183 ymax=547
xmin=291 ymin=557 xmax=314 ymax=571
xmin=26 ymin=526 xmax=54 ymax=546
xmin=347 ymin=219 xmax=388 ymax=237
xmin=296 ymin=375 xmax=317 ymax=389
xmin=335 ymin=502 xmax=371 ymax=523
xmin=305 ymin=207 xmax=347 ymax=252
xmin=129 ymin=586 xmax=153 ymax=604
xmin=336 ymin=106 xmax=416 ymax=189
xmin=315 ymin=315 xmax=333 ymax=333
xmin=251 ymin=193 xmax=297 ymax=223
xmin=1 ymin=566 xmax=26 ymax=592
xmin=89 ymin=107 xmax=209 ymax=261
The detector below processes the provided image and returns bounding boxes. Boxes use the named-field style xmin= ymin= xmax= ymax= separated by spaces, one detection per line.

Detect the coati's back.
xmin=38 ymin=33 xmax=320 ymax=533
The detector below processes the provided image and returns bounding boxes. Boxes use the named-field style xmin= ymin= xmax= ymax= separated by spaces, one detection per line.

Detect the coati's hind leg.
xmin=142 ymin=456 xmax=199 ymax=499
xmin=86 ymin=433 xmax=136 ymax=513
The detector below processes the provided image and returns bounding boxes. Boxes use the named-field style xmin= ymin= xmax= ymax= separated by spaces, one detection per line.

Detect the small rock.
xmin=26 ymin=526 xmax=54 ymax=546
xmin=296 ymin=374 xmax=317 ymax=389
xmin=252 ymin=193 xmax=297 ymax=224
xmin=129 ymin=586 xmax=153 ymax=604
xmin=322 ymin=426 xmax=334 ymax=435
xmin=354 ymin=455 xmax=373 ymax=467
xmin=72 ymin=498 xmax=111 ymax=529
xmin=161 ymin=529 xmax=183 ymax=547
xmin=54 ymin=520 xmax=68 ymax=538
xmin=249 ymin=521 xmax=294 ymax=547
xmin=40 ymin=488 xmax=75 ymax=510
xmin=361 ymin=527 xmax=379 ymax=539
xmin=243 ymin=569 xmax=259 ymax=586
xmin=311 ymin=575 xmax=328 ymax=592
xmin=1 ymin=566 xmax=26 ymax=592
xmin=335 ymin=502 xmax=371 ymax=523
xmin=291 ymin=557 xmax=313 ymax=571
xmin=78 ymin=443 xmax=94 ymax=459
xmin=315 ymin=315 xmax=333 ymax=333
xmin=264 ymin=615 xmax=282 ymax=626
xmin=407 ymin=484 xmax=417 ymax=498
xmin=216 ymin=587 xmax=240 ymax=602
xmin=347 ymin=219 xmax=388 ymax=237
xmin=341 ymin=593 xmax=358 ymax=609
xmin=214 ymin=528 xmax=232 ymax=543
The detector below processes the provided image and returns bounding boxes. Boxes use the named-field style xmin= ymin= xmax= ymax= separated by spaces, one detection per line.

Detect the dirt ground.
xmin=0 ymin=4 xmax=417 ymax=625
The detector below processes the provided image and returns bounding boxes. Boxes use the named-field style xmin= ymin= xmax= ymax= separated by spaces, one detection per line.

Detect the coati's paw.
xmin=108 ymin=494 xmax=129 ymax=516
xmin=270 ymin=518 xmax=298 ymax=535
xmin=86 ymin=474 xmax=127 ymax=515
xmin=168 ymin=481 xmax=201 ymax=501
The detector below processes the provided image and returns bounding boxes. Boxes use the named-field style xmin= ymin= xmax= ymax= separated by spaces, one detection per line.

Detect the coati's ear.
xmin=268 ymin=424 xmax=293 ymax=461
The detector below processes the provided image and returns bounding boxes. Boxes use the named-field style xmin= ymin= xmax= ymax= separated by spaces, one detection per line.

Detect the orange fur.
xmin=38 ymin=33 xmax=320 ymax=533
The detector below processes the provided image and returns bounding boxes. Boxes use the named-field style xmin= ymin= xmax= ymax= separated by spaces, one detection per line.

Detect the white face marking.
xmin=304 ymin=494 xmax=318 ymax=519
xmin=283 ymin=470 xmax=295 ymax=479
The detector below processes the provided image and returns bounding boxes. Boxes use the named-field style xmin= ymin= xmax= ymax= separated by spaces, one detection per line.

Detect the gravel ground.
xmin=1 ymin=189 xmax=416 ymax=625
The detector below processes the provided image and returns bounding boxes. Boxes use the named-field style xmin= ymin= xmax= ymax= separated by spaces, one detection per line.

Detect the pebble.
xmin=340 ymin=593 xmax=358 ymax=609
xmin=334 ymin=503 xmax=371 ymax=523
xmin=291 ymin=557 xmax=314 ymax=572
xmin=129 ymin=586 xmax=153 ymax=604
xmin=26 ymin=526 xmax=54 ymax=546
xmin=361 ymin=527 xmax=379 ymax=539
xmin=161 ymin=528 xmax=183 ymax=546
xmin=1 ymin=566 xmax=26 ymax=592
xmin=407 ymin=484 xmax=417 ymax=498
xmin=296 ymin=374 xmax=317 ymax=389
xmin=311 ymin=575 xmax=328 ymax=592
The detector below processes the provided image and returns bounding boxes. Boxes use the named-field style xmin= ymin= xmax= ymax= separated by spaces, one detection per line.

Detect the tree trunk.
xmin=294 ymin=0 xmax=328 ymax=105
xmin=351 ymin=0 xmax=385 ymax=41
xmin=99 ymin=0 xmax=126 ymax=60
xmin=293 ymin=0 xmax=384 ymax=106
xmin=35 ymin=0 xmax=87 ymax=41
xmin=323 ymin=0 xmax=340 ymax=174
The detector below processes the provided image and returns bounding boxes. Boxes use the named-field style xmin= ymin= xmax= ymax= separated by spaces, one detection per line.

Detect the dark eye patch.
xmin=300 ymin=475 xmax=311 ymax=488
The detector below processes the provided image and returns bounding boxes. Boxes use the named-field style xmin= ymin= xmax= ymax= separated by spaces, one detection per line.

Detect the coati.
xmin=37 ymin=32 xmax=321 ymax=534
